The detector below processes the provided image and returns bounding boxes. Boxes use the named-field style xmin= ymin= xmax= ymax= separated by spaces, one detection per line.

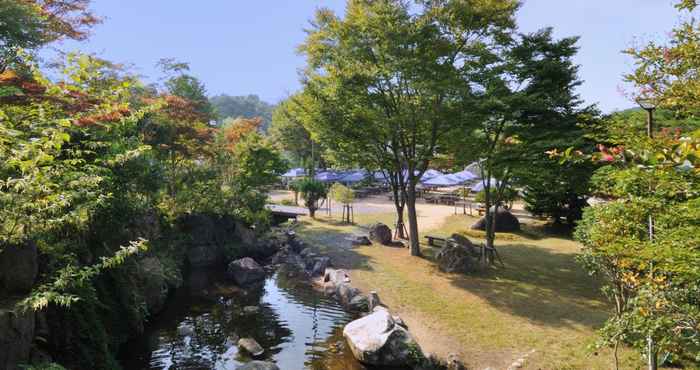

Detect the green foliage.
xmin=329 ymin=182 xmax=355 ymax=204
xmin=297 ymin=178 xmax=327 ymax=218
xmin=209 ymin=94 xmax=274 ymax=130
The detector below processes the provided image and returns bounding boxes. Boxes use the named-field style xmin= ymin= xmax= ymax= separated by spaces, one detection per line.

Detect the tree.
xmin=297 ymin=178 xmax=327 ymax=218
xmin=0 ymin=0 xmax=100 ymax=71
xmin=300 ymin=0 xmax=519 ymax=255
xmin=269 ymin=95 xmax=319 ymax=167
xmin=210 ymin=94 xmax=274 ymax=130
xmin=450 ymin=28 xmax=593 ymax=257
xmin=329 ymin=182 xmax=355 ymax=223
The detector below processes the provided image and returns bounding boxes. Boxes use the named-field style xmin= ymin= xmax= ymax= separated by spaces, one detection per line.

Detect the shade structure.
xmin=338 ymin=170 xmax=368 ymax=184
xmin=449 ymin=169 xmax=478 ymax=183
xmin=314 ymin=171 xmax=343 ymax=183
xmin=420 ymin=169 xmax=443 ymax=181
xmin=282 ymin=168 xmax=306 ymax=178
xmin=421 ymin=169 xmax=477 ymax=187
xmin=471 ymin=178 xmax=499 ymax=192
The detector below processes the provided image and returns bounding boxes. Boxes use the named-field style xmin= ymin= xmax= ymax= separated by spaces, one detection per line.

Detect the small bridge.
xmin=265 ymin=204 xmax=307 ymax=225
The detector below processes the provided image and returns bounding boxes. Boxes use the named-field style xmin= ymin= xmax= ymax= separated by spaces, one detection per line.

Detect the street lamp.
xmin=636 ymin=97 xmax=657 ymax=139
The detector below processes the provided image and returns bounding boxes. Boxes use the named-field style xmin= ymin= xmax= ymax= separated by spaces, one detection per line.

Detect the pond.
xmin=120 ymin=267 xmax=366 ymax=370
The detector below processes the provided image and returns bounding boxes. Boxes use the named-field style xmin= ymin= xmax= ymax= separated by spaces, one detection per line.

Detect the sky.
xmin=49 ymin=0 xmax=688 ymax=113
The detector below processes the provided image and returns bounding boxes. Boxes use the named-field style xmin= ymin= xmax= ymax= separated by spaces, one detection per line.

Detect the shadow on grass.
xmin=444 ymin=242 xmax=609 ymax=329
xmin=293 ymin=219 xmax=374 ymax=272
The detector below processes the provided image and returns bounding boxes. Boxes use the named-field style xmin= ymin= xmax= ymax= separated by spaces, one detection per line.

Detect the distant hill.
xmin=209 ymin=94 xmax=275 ymax=131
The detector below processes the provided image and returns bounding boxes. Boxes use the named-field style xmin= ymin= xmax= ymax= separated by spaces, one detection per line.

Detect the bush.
xmin=297 ymin=178 xmax=327 ymax=218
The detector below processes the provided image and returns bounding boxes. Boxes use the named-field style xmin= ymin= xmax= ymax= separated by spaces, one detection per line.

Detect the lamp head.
xmin=636 ymin=97 xmax=657 ymax=110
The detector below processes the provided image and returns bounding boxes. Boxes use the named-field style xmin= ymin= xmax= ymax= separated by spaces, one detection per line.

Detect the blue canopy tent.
xmin=421 ymin=170 xmax=477 ymax=187
xmin=282 ymin=168 xmax=306 ymax=178
xmin=471 ymin=178 xmax=499 ymax=192
xmin=338 ymin=170 xmax=368 ymax=184
xmin=420 ymin=169 xmax=443 ymax=181
xmin=314 ymin=171 xmax=343 ymax=183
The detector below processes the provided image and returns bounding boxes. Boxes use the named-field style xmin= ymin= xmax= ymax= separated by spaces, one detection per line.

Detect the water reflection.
xmin=120 ymin=268 xmax=365 ymax=370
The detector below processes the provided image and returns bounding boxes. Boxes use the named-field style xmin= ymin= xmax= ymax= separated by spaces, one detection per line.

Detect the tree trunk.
xmin=647 ymin=336 xmax=657 ymax=370
xmin=406 ymin=184 xmax=420 ymax=256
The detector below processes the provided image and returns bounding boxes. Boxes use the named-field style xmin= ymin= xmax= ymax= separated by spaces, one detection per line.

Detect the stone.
xmin=243 ymin=306 xmax=260 ymax=315
xmin=236 ymin=361 xmax=280 ymax=370
xmin=238 ymin=337 xmax=265 ymax=357
xmin=311 ymin=257 xmax=331 ymax=277
xmin=187 ymin=245 xmax=223 ymax=268
xmin=227 ymin=258 xmax=266 ymax=286
xmin=299 ymin=248 xmax=313 ymax=258
xmin=323 ymin=269 xmax=351 ymax=286
xmin=447 ymin=353 xmax=468 ymax=370
xmin=368 ymin=291 xmax=382 ymax=312
xmin=369 ymin=223 xmax=393 ymax=245
xmin=0 ymin=305 xmax=35 ymax=370
xmin=351 ymin=236 xmax=372 ymax=246
xmin=136 ymin=256 xmax=169 ymax=315
xmin=0 ymin=241 xmax=38 ymax=295
xmin=471 ymin=208 xmax=520 ymax=232
xmin=235 ymin=221 xmax=258 ymax=246
xmin=436 ymin=242 xmax=477 ymax=274
xmin=177 ymin=323 xmax=194 ymax=337
xmin=343 ymin=308 xmax=422 ymax=367
xmin=348 ymin=295 xmax=369 ymax=312
xmin=336 ymin=283 xmax=360 ymax=306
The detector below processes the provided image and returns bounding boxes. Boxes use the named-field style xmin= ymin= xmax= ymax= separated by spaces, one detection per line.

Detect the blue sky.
xmin=49 ymin=0 xmax=686 ymax=113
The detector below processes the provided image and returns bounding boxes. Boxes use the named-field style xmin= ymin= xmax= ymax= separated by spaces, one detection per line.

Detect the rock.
xmin=299 ymin=248 xmax=313 ymax=258
xmin=471 ymin=208 xmax=520 ymax=232
xmin=369 ymin=223 xmax=393 ymax=245
xmin=0 ymin=305 xmax=35 ymax=370
xmin=447 ymin=353 xmax=467 ymax=370
xmin=343 ymin=308 xmax=422 ymax=367
xmin=227 ymin=258 xmax=266 ymax=285
xmin=311 ymin=257 xmax=331 ymax=277
xmin=436 ymin=242 xmax=477 ymax=274
xmin=351 ymin=236 xmax=372 ymax=246
xmin=336 ymin=283 xmax=360 ymax=306
xmin=368 ymin=291 xmax=382 ymax=312
xmin=0 ymin=241 xmax=38 ymax=295
xmin=177 ymin=323 xmax=194 ymax=337
xmin=187 ymin=245 xmax=223 ymax=268
xmin=236 ymin=361 xmax=280 ymax=370
xmin=178 ymin=213 xmax=236 ymax=267
xmin=323 ymin=269 xmax=351 ymax=286
xmin=243 ymin=306 xmax=260 ymax=315
xmin=235 ymin=221 xmax=257 ymax=246
xmin=348 ymin=295 xmax=369 ymax=312
xmin=238 ymin=337 xmax=265 ymax=357
xmin=136 ymin=257 xmax=169 ymax=314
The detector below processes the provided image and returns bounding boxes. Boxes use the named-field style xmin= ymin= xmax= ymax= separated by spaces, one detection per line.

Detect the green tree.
xmin=0 ymin=0 xmax=99 ymax=71
xmin=210 ymin=94 xmax=274 ymax=130
xmin=300 ymin=0 xmax=519 ymax=255
xmin=297 ymin=178 xmax=327 ymax=219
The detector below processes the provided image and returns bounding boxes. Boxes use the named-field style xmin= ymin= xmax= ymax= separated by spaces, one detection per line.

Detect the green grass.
xmin=293 ymin=213 xmax=650 ymax=369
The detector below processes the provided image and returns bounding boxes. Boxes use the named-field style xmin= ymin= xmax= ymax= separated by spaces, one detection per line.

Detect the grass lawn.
xmin=293 ymin=213 xmax=651 ymax=369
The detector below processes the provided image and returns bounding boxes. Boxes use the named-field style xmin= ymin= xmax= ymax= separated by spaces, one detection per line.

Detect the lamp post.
xmin=636 ymin=97 xmax=657 ymax=139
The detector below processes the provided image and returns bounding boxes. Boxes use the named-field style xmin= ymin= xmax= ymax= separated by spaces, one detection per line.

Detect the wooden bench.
xmin=424 ymin=235 xmax=448 ymax=247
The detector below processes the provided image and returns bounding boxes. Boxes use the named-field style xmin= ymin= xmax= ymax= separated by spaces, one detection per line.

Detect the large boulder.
xmin=369 ymin=223 xmax=393 ymax=245
xmin=436 ymin=241 xmax=478 ymax=274
xmin=135 ymin=257 xmax=169 ymax=315
xmin=471 ymin=208 xmax=520 ymax=232
xmin=227 ymin=258 xmax=266 ymax=286
xmin=0 ymin=304 xmax=35 ymax=370
xmin=236 ymin=361 xmax=280 ymax=370
xmin=0 ymin=242 xmax=38 ymax=296
xmin=178 ymin=213 xmax=236 ymax=267
xmin=343 ymin=308 xmax=422 ymax=367
xmin=235 ymin=221 xmax=257 ymax=246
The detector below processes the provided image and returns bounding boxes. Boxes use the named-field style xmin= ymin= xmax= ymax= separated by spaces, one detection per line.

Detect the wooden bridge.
xmin=265 ymin=204 xmax=307 ymax=224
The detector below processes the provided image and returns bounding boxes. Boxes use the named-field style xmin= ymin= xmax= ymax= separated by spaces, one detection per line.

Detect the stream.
xmin=120 ymin=267 xmax=366 ymax=370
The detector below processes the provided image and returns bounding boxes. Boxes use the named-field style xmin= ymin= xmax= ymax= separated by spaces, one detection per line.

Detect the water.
xmin=120 ymin=268 xmax=365 ymax=370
